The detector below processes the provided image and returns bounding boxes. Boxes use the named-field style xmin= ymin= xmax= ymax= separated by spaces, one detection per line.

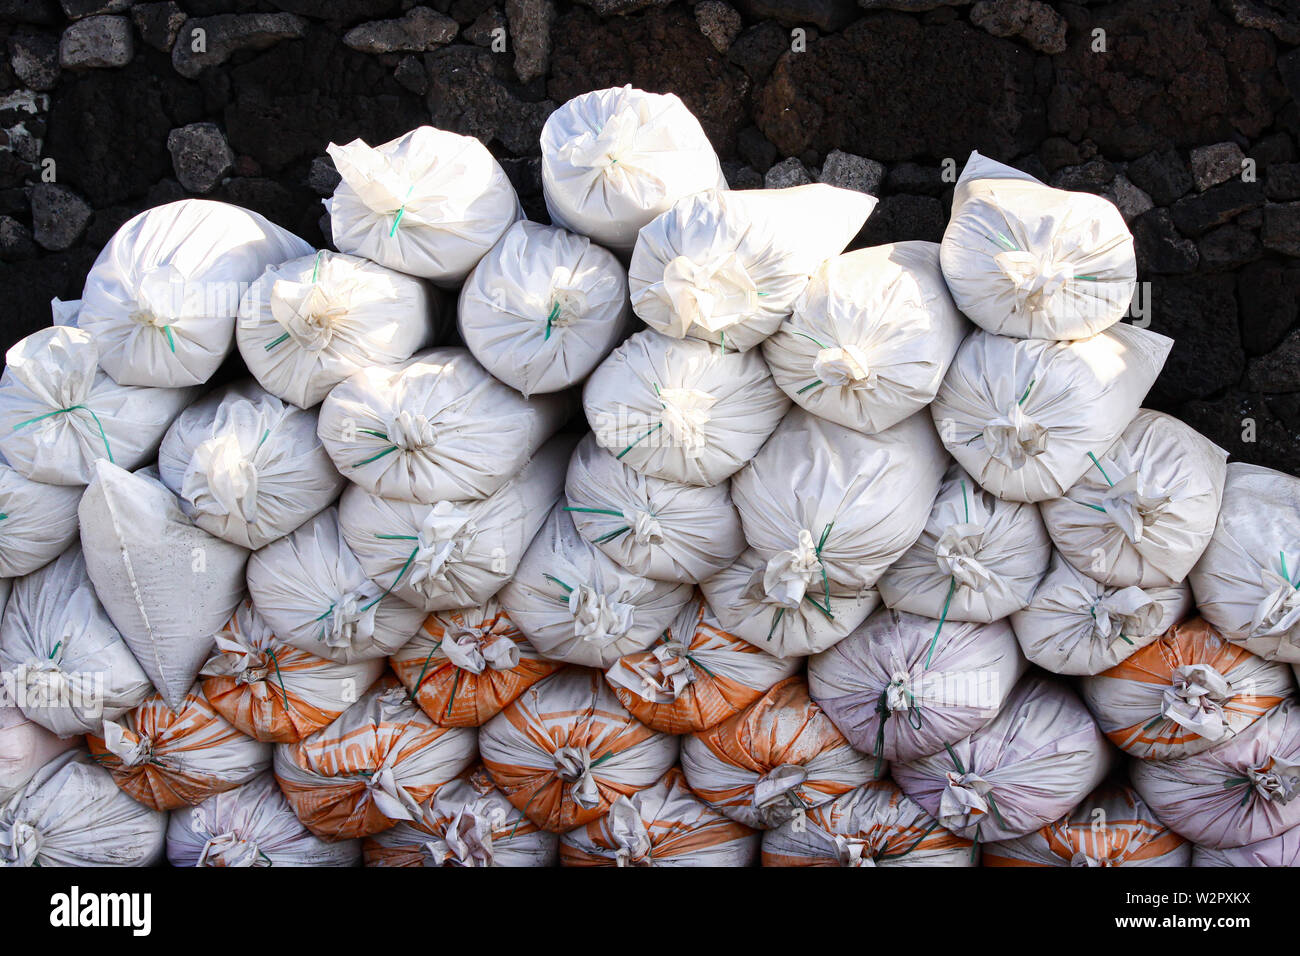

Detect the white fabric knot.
xmin=753 ymin=764 xmax=808 ymax=810
xmin=270 ymin=280 xmax=348 ymax=351
xmin=100 ymin=719 xmax=153 ymax=768
xmin=0 ymin=818 xmax=41 ymax=867
xmin=607 ymin=796 xmax=654 ymax=867
xmin=1090 ymin=586 xmax=1163 ymax=647
xmin=982 ymin=402 xmax=1048 ymax=470
xmin=1247 ymin=756 xmax=1300 ymax=804
xmin=132 ymin=264 xmax=201 ymax=327
xmin=624 ymin=508 xmax=664 ymax=546
xmin=568 ymin=585 xmax=635 ymax=646
xmin=198 ymin=832 xmax=267 ymax=867
xmin=187 ymin=431 xmax=260 ymax=523
xmin=560 ymin=104 xmax=644 ymax=174
xmin=1250 ymin=568 xmax=1300 ymax=639
xmin=939 ymin=770 xmax=993 ymax=831
xmin=363 ymin=765 xmax=422 ymax=822
xmin=422 ymin=805 xmax=495 ymax=867
xmin=1070 ymin=851 xmax=1114 ymax=867
xmin=761 ymin=529 xmax=824 ymax=608
xmin=1099 ymin=471 xmax=1179 ymax=544
xmin=884 ymin=674 xmax=915 ymax=713
xmin=386 ymin=410 xmax=436 ymax=452
xmin=553 ymin=745 xmax=602 ymax=809
xmin=1161 ymin=664 xmax=1233 ymax=742
xmin=813 ymin=344 xmax=876 ymax=390
xmin=935 ymin=522 xmax=994 ymax=593
xmin=833 ymin=834 xmax=882 ymax=867
xmin=657 ymin=387 xmax=716 ymax=456
xmin=320 ymin=587 xmax=381 ymax=649
xmin=440 ymin=618 xmax=520 ymax=675
xmin=659 ymin=252 xmax=759 ymax=337
xmin=606 ymin=640 xmax=696 ymax=704
xmin=994 ymin=249 xmax=1075 ymax=319
xmin=408 ymin=502 xmax=473 ymax=594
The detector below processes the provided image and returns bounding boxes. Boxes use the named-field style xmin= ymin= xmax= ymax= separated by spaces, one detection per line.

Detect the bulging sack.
xmin=1130 ymin=696 xmax=1300 ymax=850
xmin=561 ymin=767 xmax=759 ymax=867
xmin=541 ymin=86 xmax=726 ymax=254
xmin=604 ymin=592 xmax=800 ymax=734
xmin=930 ymin=323 xmax=1172 ymax=502
xmin=246 ymin=507 xmax=426 ymax=664
xmin=274 ymin=678 xmax=478 ymax=840
xmin=680 ymin=676 xmax=875 ymax=830
xmin=499 ymin=505 xmax=694 ymax=668
xmin=1010 ymin=553 xmax=1192 ymax=676
xmin=237 ymin=250 xmax=440 ymax=409
xmin=731 ymin=408 xmax=947 ymax=605
xmin=0 ymin=460 xmax=82 ymax=577
xmin=167 ymin=772 xmax=361 ymax=867
xmin=0 ymin=707 xmax=77 ymax=801
xmin=1040 ymin=410 xmax=1228 ymax=589
xmin=699 ymin=548 xmax=881 ymax=659
xmin=877 ymin=463 xmax=1050 ymax=623
xmin=1193 ymin=828 xmax=1300 ymax=867
xmin=762 ymin=780 xmax=975 ymax=867
xmin=389 ymin=599 xmax=564 ymax=727
xmin=0 ymin=546 xmax=152 ymax=737
xmin=363 ymin=766 xmax=558 ymax=867
xmin=629 ymin=184 xmax=876 ymax=352
xmin=318 ymin=346 xmax=570 ymax=503
xmin=158 ymin=381 xmax=345 ymax=550
xmin=200 ymin=600 xmax=387 ymax=743
xmin=940 ymin=151 xmax=1137 ymax=341
xmin=893 ymin=674 xmax=1112 ymax=845
xmin=1080 ymin=617 xmax=1293 ymax=761
xmin=981 ymin=785 xmax=1190 ymax=867
xmin=762 ymin=241 xmax=969 ymax=433
xmin=78 ymin=199 xmax=314 ymax=388
xmin=325 ymin=126 xmax=522 ymax=285
xmin=479 ymin=668 xmax=679 ymax=833
xmin=584 ymin=330 xmax=790 ymax=487
xmin=565 ymin=431 xmax=746 ymax=584
xmin=340 ymin=436 xmax=573 ymax=612
xmin=78 ymin=461 xmax=249 ymax=712
xmin=0 ymin=750 xmax=167 ymax=867
xmin=808 ymin=606 xmax=1027 ymax=767
xmin=458 ymin=221 xmax=632 ymax=397
xmin=0 ymin=326 xmax=197 ymax=486
xmin=1188 ymin=462 xmax=1300 ymax=662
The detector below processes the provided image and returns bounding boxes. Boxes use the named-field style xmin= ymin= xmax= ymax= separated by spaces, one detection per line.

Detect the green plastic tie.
xmin=12 ymin=405 xmax=114 ymax=463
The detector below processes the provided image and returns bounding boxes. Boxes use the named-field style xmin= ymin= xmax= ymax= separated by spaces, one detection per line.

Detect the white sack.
xmin=0 ymin=458 xmax=82 ymax=577
xmin=158 ymin=381 xmax=344 ymax=549
xmin=78 ymin=460 xmax=249 ymax=712
xmin=78 ymin=199 xmax=313 ymax=387
xmin=0 ymin=547 xmax=152 ymax=737
xmin=0 ymin=707 xmax=77 ymax=801
xmin=1040 ymin=409 xmax=1228 ymax=588
xmin=317 ymin=345 xmax=570 ymax=503
xmin=0 ymin=750 xmax=167 ymax=866
xmin=808 ymin=606 xmax=1027 ymax=766
xmin=565 ymin=431 xmax=745 ymax=584
xmin=583 ymin=329 xmax=790 ymax=487
xmin=940 ymin=151 xmax=1137 ymax=341
xmin=0 ymin=326 xmax=197 ymax=486
xmin=541 ymin=86 xmax=726 ymax=254
xmin=1188 ymin=462 xmax=1300 ymax=663
xmin=458 ymin=220 xmax=632 ymax=397
xmin=499 ymin=505 xmax=694 ymax=667
xmin=762 ymin=241 xmax=968 ymax=433
xmin=877 ymin=462 xmax=1050 ymax=622
xmin=325 ymin=126 xmax=522 ymax=285
xmin=1193 ymin=828 xmax=1300 ymax=867
xmin=236 ymin=250 xmax=440 ymax=409
xmin=246 ymin=507 xmax=426 ymax=665
xmin=167 ymin=772 xmax=360 ymax=866
xmin=892 ymin=674 xmax=1112 ymax=844
xmin=930 ymin=323 xmax=1172 ymax=502
xmin=629 ymin=184 xmax=875 ymax=352
xmin=340 ymin=436 xmax=573 ymax=613
xmin=1010 ymin=552 xmax=1192 ymax=676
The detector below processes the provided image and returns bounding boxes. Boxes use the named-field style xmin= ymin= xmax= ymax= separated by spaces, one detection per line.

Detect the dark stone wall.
xmin=3 ymin=0 xmax=1299 ymax=474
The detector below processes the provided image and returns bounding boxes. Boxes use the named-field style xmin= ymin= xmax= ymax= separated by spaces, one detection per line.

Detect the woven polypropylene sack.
xmin=561 ymin=767 xmax=759 ymax=866
xmin=317 ymin=346 xmax=571 ymax=503
xmin=629 ymin=184 xmax=875 ymax=352
xmin=458 ymin=220 xmax=632 ymax=397
xmin=808 ymin=606 xmax=1028 ymax=766
xmin=930 ymin=323 xmax=1172 ymax=502
xmin=498 ymin=505 xmax=694 ymax=667
xmin=1192 ymin=828 xmax=1300 ymax=867
xmin=763 ymin=241 xmax=969 ymax=433
xmin=78 ymin=199 xmax=313 ymax=387
xmin=1040 ymin=409 xmax=1228 ymax=589
xmin=325 ymin=126 xmax=522 ymax=285
xmin=0 ymin=459 xmax=82 ymax=577
xmin=877 ymin=462 xmax=1051 ymax=623
xmin=0 ymin=707 xmax=77 ymax=802
xmin=940 ymin=151 xmax=1137 ymax=341
xmin=1188 ymin=462 xmax=1300 ymax=662
xmin=479 ymin=668 xmax=678 ymax=833
xmin=564 ymin=431 xmax=746 ymax=584
xmin=541 ymin=86 xmax=726 ymax=254
xmin=583 ymin=329 xmax=790 ymax=487
xmin=157 ymin=380 xmax=345 ymax=549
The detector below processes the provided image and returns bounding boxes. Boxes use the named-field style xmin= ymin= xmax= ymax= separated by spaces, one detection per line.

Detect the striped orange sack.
xmin=560 ymin=767 xmax=758 ymax=866
xmin=604 ymin=593 xmax=799 ymax=734
xmin=201 ymin=601 xmax=387 ymax=743
xmin=479 ymin=668 xmax=678 ymax=833
xmin=1080 ymin=616 xmax=1293 ymax=760
xmin=982 ymin=785 xmax=1189 ymax=867
xmin=87 ymin=683 xmax=273 ymax=811
xmin=762 ymin=779 xmax=975 ymax=867
xmin=364 ymin=765 xmax=557 ymax=866
xmin=274 ymin=677 xmax=477 ymax=840
xmin=681 ymin=676 xmax=875 ymax=829
xmin=389 ymin=599 xmax=564 ymax=727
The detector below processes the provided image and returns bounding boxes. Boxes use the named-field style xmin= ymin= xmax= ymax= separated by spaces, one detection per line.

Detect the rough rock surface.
xmin=166 ymin=121 xmax=235 ymax=193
